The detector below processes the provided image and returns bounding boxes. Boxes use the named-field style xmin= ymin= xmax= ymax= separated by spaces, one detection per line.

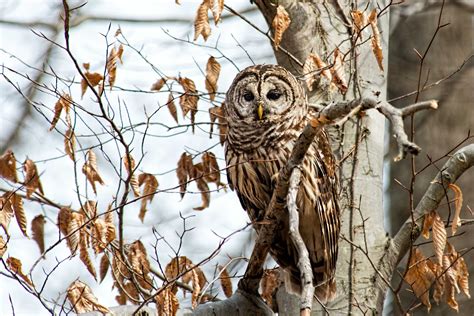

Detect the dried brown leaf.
xmin=156 ymin=287 xmax=179 ymax=316
xmin=194 ymin=177 xmax=210 ymax=211
xmin=205 ymin=56 xmax=221 ymax=101
xmin=0 ymin=150 xmax=18 ymax=182
xmin=80 ymin=236 xmax=97 ymax=280
xmin=57 ymin=207 xmax=72 ymax=236
xmin=128 ymin=240 xmax=152 ymax=290
xmin=202 ymin=152 xmax=225 ymax=190
xmin=167 ymin=93 xmax=179 ymax=124
xmin=0 ymin=194 xmax=13 ymax=233
xmin=23 ymin=159 xmax=44 ymax=198
xmin=302 ymin=53 xmax=332 ymax=91
xmin=177 ymin=153 xmax=190 ymax=198
xmin=429 ymin=259 xmax=445 ymax=305
xmin=81 ymin=71 xmax=104 ymax=98
xmin=191 ymin=269 xmax=201 ymax=309
xmin=67 ymin=280 xmax=110 ymax=314
xmin=368 ymin=9 xmax=384 ymax=71
xmin=117 ymin=44 xmax=124 ymax=64
xmin=351 ymin=10 xmax=367 ymax=35
xmin=404 ymin=248 xmax=435 ymax=311
xmin=194 ymin=1 xmax=211 ymax=41
xmin=99 ymin=253 xmax=110 ymax=283
xmin=455 ymin=256 xmax=470 ymax=299
xmin=432 ymin=212 xmax=447 ymax=265
xmin=0 ymin=235 xmax=6 ymax=258
xmin=443 ymin=254 xmax=459 ymax=311
xmin=123 ymin=153 xmax=140 ymax=197
xmin=331 ymin=48 xmax=348 ymax=93
xmin=31 ymin=215 xmax=46 ymax=256
xmin=178 ymin=77 xmax=199 ymax=132
xmin=137 ymin=173 xmax=159 ymax=222
xmin=219 ymin=265 xmax=233 ymax=298
xmin=7 ymin=256 xmax=33 ymax=287
xmin=210 ymin=0 xmax=224 ymax=25
xmin=261 ymin=269 xmax=280 ymax=307
xmin=67 ymin=211 xmax=85 ymax=255
xmin=10 ymin=193 xmax=27 ymax=237
xmin=82 ymin=150 xmax=104 ymax=194
xmin=106 ymin=45 xmax=124 ymax=90
xmin=91 ymin=218 xmax=107 ymax=254
xmin=64 ymin=127 xmax=76 ymax=160
xmin=49 ymin=94 xmax=72 ymax=131
xmin=422 ymin=211 xmax=435 ymax=239
xmin=272 ymin=5 xmax=291 ymax=50
xmin=448 ymin=183 xmax=463 ymax=235
xmin=151 ymin=78 xmax=167 ymax=92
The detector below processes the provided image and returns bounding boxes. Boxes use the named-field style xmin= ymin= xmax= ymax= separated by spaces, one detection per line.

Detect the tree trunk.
xmin=255 ymin=1 xmax=390 ymax=314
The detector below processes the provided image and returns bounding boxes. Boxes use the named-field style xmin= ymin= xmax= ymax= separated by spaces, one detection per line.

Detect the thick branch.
xmin=287 ymin=168 xmax=314 ymax=315
xmin=393 ymin=144 xmax=474 ymax=262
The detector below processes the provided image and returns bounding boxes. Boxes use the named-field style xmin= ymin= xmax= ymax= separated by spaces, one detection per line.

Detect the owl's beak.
xmin=257 ymin=101 xmax=264 ymax=120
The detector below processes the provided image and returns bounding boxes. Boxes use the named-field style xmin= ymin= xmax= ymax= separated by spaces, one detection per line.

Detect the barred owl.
xmin=224 ymin=64 xmax=340 ymax=303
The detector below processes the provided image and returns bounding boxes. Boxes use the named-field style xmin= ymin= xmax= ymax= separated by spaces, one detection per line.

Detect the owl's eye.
xmin=267 ymin=90 xmax=281 ymax=101
xmin=243 ymin=91 xmax=254 ymax=102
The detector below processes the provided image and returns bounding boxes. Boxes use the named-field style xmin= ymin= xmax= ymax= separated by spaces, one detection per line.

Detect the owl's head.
xmin=225 ymin=64 xmax=307 ymax=126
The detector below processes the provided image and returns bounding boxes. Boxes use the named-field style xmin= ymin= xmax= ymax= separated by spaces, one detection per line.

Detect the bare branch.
xmin=287 ymin=167 xmax=314 ymax=315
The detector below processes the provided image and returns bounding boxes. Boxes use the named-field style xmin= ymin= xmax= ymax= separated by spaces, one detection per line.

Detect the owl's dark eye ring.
xmin=243 ymin=91 xmax=254 ymax=102
xmin=267 ymin=90 xmax=281 ymax=100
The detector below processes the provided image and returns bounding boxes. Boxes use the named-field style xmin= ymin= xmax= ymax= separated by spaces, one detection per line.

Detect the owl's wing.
xmin=313 ymin=129 xmax=340 ymax=297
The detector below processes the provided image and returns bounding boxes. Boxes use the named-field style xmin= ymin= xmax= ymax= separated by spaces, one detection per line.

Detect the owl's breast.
xmin=225 ymin=144 xmax=292 ymax=219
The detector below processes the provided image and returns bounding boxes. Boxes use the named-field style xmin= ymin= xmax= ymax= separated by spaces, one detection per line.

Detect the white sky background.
xmin=0 ymin=1 xmax=275 ymax=314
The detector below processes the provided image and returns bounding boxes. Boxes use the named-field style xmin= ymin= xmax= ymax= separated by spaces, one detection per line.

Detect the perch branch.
xmin=287 ymin=167 xmax=314 ymax=315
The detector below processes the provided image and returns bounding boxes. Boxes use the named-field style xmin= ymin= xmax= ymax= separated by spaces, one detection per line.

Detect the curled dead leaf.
xmin=272 ymin=5 xmax=291 ymax=50
xmin=64 ymin=127 xmax=76 ymax=160
xmin=219 ymin=265 xmax=233 ymax=298
xmin=31 ymin=215 xmax=46 ymax=257
xmin=138 ymin=173 xmax=159 ymax=222
xmin=6 ymin=256 xmax=33 ymax=287
xmin=156 ymin=287 xmax=179 ymax=316
xmin=448 ymin=183 xmax=463 ymax=235
xmin=123 ymin=153 xmax=140 ymax=197
xmin=151 ymin=77 xmax=167 ymax=92
xmin=368 ymin=9 xmax=384 ymax=71
xmin=23 ymin=159 xmax=44 ymax=198
xmin=167 ymin=93 xmax=179 ymax=124
xmin=0 ymin=150 xmax=18 ymax=182
xmin=194 ymin=1 xmax=211 ymax=41
xmin=302 ymin=53 xmax=332 ymax=91
xmin=49 ymin=94 xmax=72 ymax=131
xmin=82 ymin=149 xmax=105 ymax=194
xmin=205 ymin=56 xmax=221 ymax=101
xmin=67 ymin=280 xmax=110 ymax=314
xmin=330 ymin=48 xmax=348 ymax=93
xmin=404 ymin=248 xmax=434 ymax=311
xmin=0 ymin=236 xmax=6 ymax=258
xmin=432 ymin=211 xmax=447 ymax=265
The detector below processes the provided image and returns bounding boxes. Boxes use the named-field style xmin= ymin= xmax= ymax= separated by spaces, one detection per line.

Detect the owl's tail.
xmin=282 ymin=269 xmax=337 ymax=305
